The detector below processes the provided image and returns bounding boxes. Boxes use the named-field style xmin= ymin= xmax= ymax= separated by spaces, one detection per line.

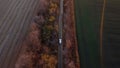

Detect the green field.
xmin=74 ymin=0 xmax=103 ymax=68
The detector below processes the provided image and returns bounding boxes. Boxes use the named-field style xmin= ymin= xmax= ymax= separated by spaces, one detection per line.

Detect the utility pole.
xmin=58 ymin=0 xmax=64 ymax=68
